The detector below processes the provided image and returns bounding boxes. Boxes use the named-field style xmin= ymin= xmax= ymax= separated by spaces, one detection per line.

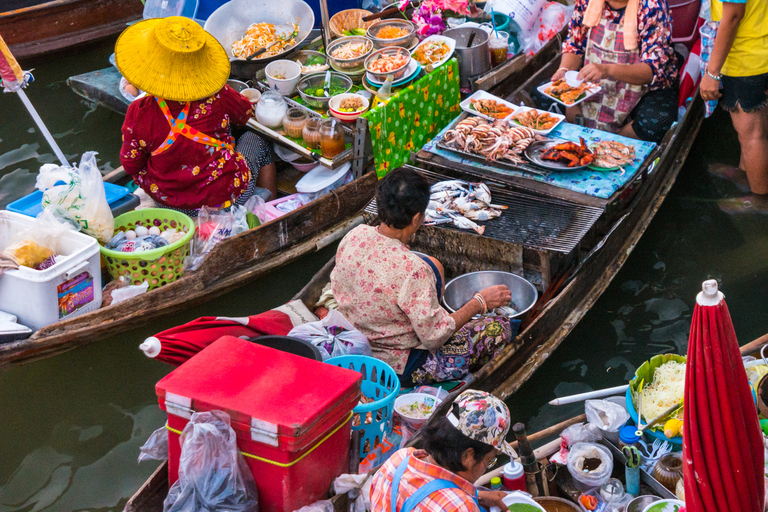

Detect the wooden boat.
xmin=1 ymin=0 xmax=142 ymax=61
xmin=122 ymin=34 xmax=708 ymax=506
xmin=0 ymin=169 xmax=378 ymax=370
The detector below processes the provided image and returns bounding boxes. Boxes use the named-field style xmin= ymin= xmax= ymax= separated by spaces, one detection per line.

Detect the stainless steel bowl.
xmin=442 ymin=270 xmax=538 ymax=318
xmin=326 ymin=36 xmax=373 ymax=74
xmin=627 ymin=496 xmax=661 ymax=512
xmin=367 ymin=19 xmax=416 ymax=49
xmin=364 ymin=46 xmax=412 ymax=82
xmin=297 ymin=72 xmax=353 ymax=109
xmin=295 ymin=50 xmax=330 ymax=75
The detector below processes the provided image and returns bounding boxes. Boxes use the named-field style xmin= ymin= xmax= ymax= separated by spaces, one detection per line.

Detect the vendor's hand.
xmin=477 ymin=490 xmax=508 ymax=510
xmin=578 ymin=63 xmax=609 ymax=83
xmin=480 ymin=285 xmax=512 ymax=310
xmin=551 ymin=67 xmax=569 ymax=82
xmin=700 ymin=73 xmax=722 ymax=102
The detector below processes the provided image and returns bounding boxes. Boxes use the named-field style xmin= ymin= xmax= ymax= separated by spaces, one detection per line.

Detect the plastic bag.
xmin=516 ymin=2 xmax=573 ymax=57
xmin=333 ymin=474 xmax=372 ymax=512
xmin=164 ymin=410 xmax=258 ymax=512
xmin=4 ymin=209 xmax=77 ymax=268
xmin=287 ymin=309 xmax=371 ymax=361
xmin=111 ymin=280 xmax=150 ymax=305
xmin=138 ymin=425 xmax=169 ymax=462
xmin=38 ymin=151 xmax=115 ymax=243
xmin=550 ymin=422 xmax=602 ymax=464
xmin=585 ymin=399 xmax=630 ymax=432
xmin=244 ymin=195 xmax=267 ymax=229
xmin=485 ymin=0 xmax=547 ymax=32
xmin=230 ymin=205 xmax=250 ymax=236
xmin=566 ymin=442 xmax=613 ymax=491
xmin=293 ymin=501 xmax=334 ymax=512
xmin=183 ymin=207 xmax=235 ymax=272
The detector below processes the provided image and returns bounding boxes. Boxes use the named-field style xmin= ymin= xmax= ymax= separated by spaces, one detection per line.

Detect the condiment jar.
xmin=502 ymin=460 xmax=526 ymax=492
xmin=255 ymin=90 xmax=287 ymax=129
xmin=283 ymin=107 xmax=308 ymax=139
xmin=654 ymin=453 xmax=683 ymax=492
xmin=490 ymin=477 xmax=502 ymax=490
xmin=302 ymin=117 xmax=323 ymax=149
xmin=320 ymin=118 xmax=345 ymax=159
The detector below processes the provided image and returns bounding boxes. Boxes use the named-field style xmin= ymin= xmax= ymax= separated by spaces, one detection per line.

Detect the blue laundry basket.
xmin=326 ymin=355 xmax=400 ymax=459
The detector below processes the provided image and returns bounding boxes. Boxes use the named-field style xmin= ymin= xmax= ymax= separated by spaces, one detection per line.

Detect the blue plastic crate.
xmin=7 ymin=183 xmax=131 ymax=218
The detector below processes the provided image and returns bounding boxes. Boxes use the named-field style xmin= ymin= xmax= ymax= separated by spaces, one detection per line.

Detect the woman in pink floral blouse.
xmin=331 ymin=168 xmax=516 ymax=386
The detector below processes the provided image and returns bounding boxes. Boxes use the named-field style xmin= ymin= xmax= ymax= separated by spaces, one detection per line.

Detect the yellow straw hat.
xmin=115 ymin=17 xmax=230 ymax=103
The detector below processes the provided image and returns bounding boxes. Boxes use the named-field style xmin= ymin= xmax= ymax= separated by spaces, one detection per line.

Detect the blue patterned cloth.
xmin=422 ymin=122 xmax=657 ymax=199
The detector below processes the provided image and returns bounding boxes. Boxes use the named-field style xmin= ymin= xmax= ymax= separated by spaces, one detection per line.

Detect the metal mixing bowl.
xmin=442 ymin=270 xmax=538 ymax=319
xmin=326 ymin=36 xmax=373 ymax=74
xmin=366 ymin=19 xmax=416 ymax=49
xmin=626 ymin=496 xmax=662 ymax=512
xmin=297 ymin=72 xmax=353 ymax=109
xmin=364 ymin=46 xmax=411 ymax=82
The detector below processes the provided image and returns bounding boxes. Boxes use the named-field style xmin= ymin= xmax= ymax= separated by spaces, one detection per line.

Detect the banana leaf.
xmin=629 ymin=353 xmax=686 ymax=428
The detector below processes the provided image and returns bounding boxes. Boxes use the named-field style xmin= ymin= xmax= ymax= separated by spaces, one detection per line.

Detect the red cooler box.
xmin=156 ymin=336 xmax=362 ymax=512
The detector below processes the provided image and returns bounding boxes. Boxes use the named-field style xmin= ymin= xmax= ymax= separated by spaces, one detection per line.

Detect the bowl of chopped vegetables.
xmin=295 ymin=50 xmax=329 ymax=75
xmin=367 ymin=19 xmax=416 ymax=49
xmin=329 ymin=93 xmax=370 ymax=121
xmin=394 ymin=392 xmax=442 ymax=427
xmin=364 ymin=46 xmax=412 ymax=82
xmin=327 ymin=36 xmax=374 ymax=74
xmin=297 ymin=72 xmax=353 ymax=109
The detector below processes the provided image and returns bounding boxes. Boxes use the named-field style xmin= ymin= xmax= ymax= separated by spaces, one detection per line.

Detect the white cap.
xmin=139 ymin=337 xmax=161 ymax=358
xmin=502 ymin=460 xmax=524 ymax=479
xmin=696 ymin=279 xmax=724 ymax=306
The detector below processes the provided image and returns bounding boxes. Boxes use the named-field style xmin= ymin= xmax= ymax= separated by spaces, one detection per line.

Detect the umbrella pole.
xmin=15 ymin=88 xmax=70 ymax=167
xmin=319 ymin=0 xmax=331 ymax=52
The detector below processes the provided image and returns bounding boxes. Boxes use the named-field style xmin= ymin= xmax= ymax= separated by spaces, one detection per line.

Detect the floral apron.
xmin=580 ymin=13 xmax=646 ymax=133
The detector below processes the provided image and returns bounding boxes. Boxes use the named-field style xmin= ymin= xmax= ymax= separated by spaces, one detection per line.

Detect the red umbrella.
xmin=139 ymin=311 xmax=295 ymax=365
xmin=683 ymin=280 xmax=764 ymax=512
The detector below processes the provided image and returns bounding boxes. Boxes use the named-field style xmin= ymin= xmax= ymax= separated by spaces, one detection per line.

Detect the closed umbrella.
xmin=139 ymin=311 xmax=295 ymax=365
xmin=683 ymin=280 xmax=764 ymax=512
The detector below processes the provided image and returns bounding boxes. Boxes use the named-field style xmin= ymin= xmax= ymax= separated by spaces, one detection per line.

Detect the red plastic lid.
xmin=156 ymin=336 xmax=361 ymax=447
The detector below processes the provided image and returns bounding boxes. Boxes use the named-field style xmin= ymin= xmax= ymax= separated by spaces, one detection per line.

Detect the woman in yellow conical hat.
xmin=549 ymin=0 xmax=679 ymax=143
xmin=116 ymin=16 xmax=276 ymax=214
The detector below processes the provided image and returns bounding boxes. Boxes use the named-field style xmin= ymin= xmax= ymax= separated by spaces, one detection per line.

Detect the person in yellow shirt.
xmin=701 ymin=0 xmax=768 ymax=196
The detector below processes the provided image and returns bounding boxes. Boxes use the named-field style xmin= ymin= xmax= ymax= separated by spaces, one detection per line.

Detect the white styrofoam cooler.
xmin=0 ymin=211 xmax=102 ymax=331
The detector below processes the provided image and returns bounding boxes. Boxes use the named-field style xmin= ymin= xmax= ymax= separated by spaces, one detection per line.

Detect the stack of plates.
xmin=364 ymin=59 xmax=422 ymax=88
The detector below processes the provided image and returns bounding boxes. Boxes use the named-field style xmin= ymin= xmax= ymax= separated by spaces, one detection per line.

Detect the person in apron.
xmin=551 ymin=0 xmax=679 ymax=142
xmin=370 ymin=390 xmax=514 ymax=512
xmin=116 ymin=17 xmax=276 ymax=215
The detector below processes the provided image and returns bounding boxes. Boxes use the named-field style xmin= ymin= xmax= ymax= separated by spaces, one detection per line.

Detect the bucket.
xmin=442 ymin=27 xmax=491 ymax=88
xmin=325 ymin=355 xmax=400 ymax=459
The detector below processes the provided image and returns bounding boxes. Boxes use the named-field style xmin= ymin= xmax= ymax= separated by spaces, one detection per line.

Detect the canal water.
xmin=1 ymin=41 xmax=766 ymax=511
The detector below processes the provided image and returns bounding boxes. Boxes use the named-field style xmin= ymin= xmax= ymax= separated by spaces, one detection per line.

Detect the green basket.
xmin=100 ymin=209 xmax=196 ymax=290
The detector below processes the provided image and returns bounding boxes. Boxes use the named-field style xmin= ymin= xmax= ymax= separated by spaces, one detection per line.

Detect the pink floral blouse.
xmin=330 ymin=225 xmax=456 ymax=373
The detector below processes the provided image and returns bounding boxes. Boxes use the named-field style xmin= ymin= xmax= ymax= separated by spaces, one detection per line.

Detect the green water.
xmin=0 ymin=42 xmax=766 ymax=512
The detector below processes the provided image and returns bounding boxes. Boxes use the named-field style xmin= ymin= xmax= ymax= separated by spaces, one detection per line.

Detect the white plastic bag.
xmin=485 ymin=0 xmax=547 ymax=32
xmin=164 ymin=410 xmax=258 ymax=512
xmin=566 ymin=442 xmax=613 ymax=490
xmin=38 ymin=151 xmax=114 ymax=243
xmin=287 ymin=309 xmax=371 ymax=361
xmin=517 ymin=2 xmax=573 ymax=57
xmin=550 ymin=422 xmax=602 ymax=464
xmin=138 ymin=425 xmax=169 ymax=462
xmin=585 ymin=399 xmax=630 ymax=432
xmin=333 ymin=474 xmax=371 ymax=512
xmin=293 ymin=501 xmax=334 ymax=512
xmin=111 ymin=280 xmax=150 ymax=305
xmin=4 ymin=209 xmax=78 ymax=268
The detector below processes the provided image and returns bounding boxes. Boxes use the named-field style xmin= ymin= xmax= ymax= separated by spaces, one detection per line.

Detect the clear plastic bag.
xmin=293 ymin=501 xmax=334 ymax=512
xmin=38 ymin=152 xmax=115 ymax=243
xmin=287 ymin=309 xmax=371 ymax=361
xmin=516 ymin=2 xmax=573 ymax=57
xmin=585 ymin=399 xmax=630 ymax=432
xmin=138 ymin=425 xmax=169 ymax=462
xmin=164 ymin=410 xmax=258 ymax=512
xmin=244 ymin=195 xmax=267 ymax=229
xmin=4 ymin=209 xmax=77 ymax=268
xmin=550 ymin=422 xmax=602 ymax=464
xmin=183 ymin=207 xmax=236 ymax=272
xmin=566 ymin=442 xmax=613 ymax=491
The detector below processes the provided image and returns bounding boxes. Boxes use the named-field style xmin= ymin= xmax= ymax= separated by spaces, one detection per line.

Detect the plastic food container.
xmin=282 ymin=107 xmax=309 ymax=138
xmin=364 ymin=47 xmax=412 ymax=82
xmin=0 ymin=211 xmax=102 ymax=330
xmin=157 ymin=336 xmax=362 ymax=512
xmin=255 ymin=90 xmax=288 ymax=128
xmin=295 ymin=162 xmax=351 ymax=194
xmin=297 ymin=73 xmax=353 ymax=109
xmin=489 ymin=491 xmax=546 ymax=512
xmin=394 ymin=392 xmax=442 ymax=428
xmin=366 ymin=19 xmax=416 ymax=49
xmin=566 ymin=442 xmax=614 ymax=492
xmin=326 ymin=36 xmax=373 ymax=74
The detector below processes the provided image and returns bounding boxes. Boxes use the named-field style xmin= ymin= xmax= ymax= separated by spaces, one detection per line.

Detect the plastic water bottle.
xmin=375 ymin=75 xmax=394 ymax=103
xmin=143 ymin=0 xmax=185 ymax=19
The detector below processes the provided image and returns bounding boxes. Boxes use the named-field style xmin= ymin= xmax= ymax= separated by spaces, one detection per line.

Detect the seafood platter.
xmin=589 ymin=140 xmax=637 ymax=170
xmin=438 ymin=115 xmax=540 ymax=168
xmin=459 ymin=90 xmax=518 ymax=121
xmin=524 ymin=138 xmax=595 ymax=170
xmin=538 ymin=78 xmax=602 ymax=106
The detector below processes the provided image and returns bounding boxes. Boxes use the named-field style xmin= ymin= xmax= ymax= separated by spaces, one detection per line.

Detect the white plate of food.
xmin=537 ymin=78 xmax=602 ymax=106
xmin=459 ymin=90 xmax=517 ymax=121
xmin=410 ymin=35 xmax=456 ymax=69
xmin=507 ymin=106 xmax=564 ymax=135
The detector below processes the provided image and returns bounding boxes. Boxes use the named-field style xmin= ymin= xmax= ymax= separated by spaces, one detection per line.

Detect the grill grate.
xmin=367 ymin=168 xmax=604 ymax=253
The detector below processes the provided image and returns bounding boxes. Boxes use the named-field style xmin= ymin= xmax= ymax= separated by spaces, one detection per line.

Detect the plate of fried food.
xmin=538 ymin=78 xmax=601 ymax=106
xmin=508 ymin=106 xmax=565 ymax=135
xmin=525 ymin=137 xmax=595 ymax=171
xmin=459 ymin=90 xmax=517 ymax=121
xmin=588 ymin=140 xmax=636 ymax=171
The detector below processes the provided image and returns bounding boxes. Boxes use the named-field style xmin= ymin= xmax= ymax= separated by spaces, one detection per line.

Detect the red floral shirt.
xmin=120 ymin=85 xmax=253 ymax=209
xmin=562 ymin=0 xmax=678 ymax=90
xmin=330 ymin=225 xmax=456 ymax=373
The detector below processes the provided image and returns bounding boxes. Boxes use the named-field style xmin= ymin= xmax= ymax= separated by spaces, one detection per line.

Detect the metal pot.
xmin=442 ymin=270 xmax=538 ymax=319
xmin=442 ymin=27 xmax=491 ymax=88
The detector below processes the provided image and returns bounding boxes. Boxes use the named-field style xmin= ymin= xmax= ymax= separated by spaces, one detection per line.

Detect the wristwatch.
xmin=706 ymin=68 xmax=722 ymax=81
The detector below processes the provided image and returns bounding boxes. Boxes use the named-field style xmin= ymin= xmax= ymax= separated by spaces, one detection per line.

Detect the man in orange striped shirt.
xmin=371 ymin=390 xmax=513 ymax=512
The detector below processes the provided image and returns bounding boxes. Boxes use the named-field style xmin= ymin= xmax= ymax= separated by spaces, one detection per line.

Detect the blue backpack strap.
xmin=399 ymin=479 xmax=458 ymax=512
xmin=391 ymin=454 xmax=412 ymax=512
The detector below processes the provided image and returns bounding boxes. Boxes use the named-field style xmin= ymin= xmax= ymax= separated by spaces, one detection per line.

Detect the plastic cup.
xmin=489 ymin=31 xmax=510 ymax=67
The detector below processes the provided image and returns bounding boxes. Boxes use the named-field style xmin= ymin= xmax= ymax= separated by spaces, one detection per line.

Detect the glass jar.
xmin=255 ymin=90 xmax=287 ymax=129
xmin=654 ymin=453 xmax=683 ymax=492
xmin=283 ymin=108 xmax=308 ymax=139
xmin=302 ymin=117 xmax=323 ymax=149
xmin=320 ymin=118 xmax=345 ymax=159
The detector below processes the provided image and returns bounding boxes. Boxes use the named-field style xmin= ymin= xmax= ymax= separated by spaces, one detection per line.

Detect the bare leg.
xmin=256 ymin=162 xmax=277 ymax=200
xmin=425 ymin=256 xmax=446 ymax=296
xmin=617 ymin=121 xmax=640 ymax=140
xmin=565 ymin=104 xmax=582 ymax=123
xmin=730 ymin=106 xmax=768 ymax=194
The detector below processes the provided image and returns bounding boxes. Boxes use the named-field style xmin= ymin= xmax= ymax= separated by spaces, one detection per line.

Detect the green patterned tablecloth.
xmin=362 ymin=59 xmax=461 ymax=178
